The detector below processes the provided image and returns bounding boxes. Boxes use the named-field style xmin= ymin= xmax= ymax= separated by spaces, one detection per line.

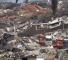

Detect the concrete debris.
xmin=0 ymin=1 xmax=68 ymax=60
xmin=1 ymin=2 xmax=14 ymax=9
xmin=3 ymin=9 xmax=14 ymax=14
xmin=0 ymin=30 xmax=57 ymax=59
xmin=20 ymin=3 xmax=42 ymax=12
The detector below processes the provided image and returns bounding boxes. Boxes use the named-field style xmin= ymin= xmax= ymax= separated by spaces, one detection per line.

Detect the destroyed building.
xmin=0 ymin=0 xmax=68 ymax=60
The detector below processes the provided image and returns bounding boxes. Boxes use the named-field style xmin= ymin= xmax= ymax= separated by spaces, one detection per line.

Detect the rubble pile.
xmin=0 ymin=2 xmax=16 ymax=9
xmin=0 ymin=2 xmax=50 ymax=33
xmin=0 ymin=2 xmax=68 ymax=60
xmin=0 ymin=33 xmax=57 ymax=58
xmin=44 ymin=29 xmax=68 ymax=40
xmin=20 ymin=3 xmax=42 ymax=12
xmin=0 ymin=26 xmax=67 ymax=59
xmin=0 ymin=27 xmax=67 ymax=59
xmin=18 ymin=3 xmax=48 ymax=19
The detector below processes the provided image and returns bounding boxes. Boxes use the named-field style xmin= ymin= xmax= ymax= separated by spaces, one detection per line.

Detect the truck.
xmin=53 ymin=39 xmax=68 ymax=49
xmin=45 ymin=35 xmax=52 ymax=46
xmin=37 ymin=35 xmax=52 ymax=46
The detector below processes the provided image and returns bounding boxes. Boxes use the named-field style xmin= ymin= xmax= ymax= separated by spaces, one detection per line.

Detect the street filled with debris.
xmin=0 ymin=0 xmax=68 ymax=60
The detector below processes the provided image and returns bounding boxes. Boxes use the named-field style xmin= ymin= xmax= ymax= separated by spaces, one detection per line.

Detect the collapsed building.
xmin=0 ymin=2 xmax=57 ymax=60
xmin=0 ymin=1 xmax=68 ymax=60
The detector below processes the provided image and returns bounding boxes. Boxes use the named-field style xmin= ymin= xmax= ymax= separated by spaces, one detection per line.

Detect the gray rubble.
xmin=0 ymin=2 xmax=68 ymax=60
